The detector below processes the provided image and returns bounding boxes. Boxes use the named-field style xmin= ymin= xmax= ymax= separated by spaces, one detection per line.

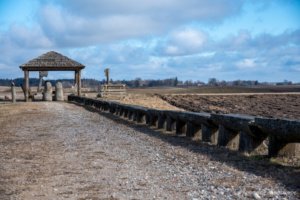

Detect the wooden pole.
xmin=74 ymin=71 xmax=77 ymax=86
xmin=11 ymin=81 xmax=16 ymax=103
xmin=75 ymin=70 xmax=81 ymax=96
xmin=74 ymin=70 xmax=78 ymax=95
xmin=77 ymin=70 xmax=81 ymax=96
xmin=24 ymin=70 xmax=29 ymax=102
xmin=105 ymin=68 xmax=110 ymax=85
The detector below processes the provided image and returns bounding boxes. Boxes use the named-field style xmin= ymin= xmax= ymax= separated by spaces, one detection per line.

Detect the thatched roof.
xmin=20 ymin=51 xmax=85 ymax=71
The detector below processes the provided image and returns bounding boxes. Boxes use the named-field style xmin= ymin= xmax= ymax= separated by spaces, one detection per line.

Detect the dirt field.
xmin=159 ymin=94 xmax=300 ymax=120
xmin=127 ymin=85 xmax=300 ymax=94
xmin=0 ymin=102 xmax=299 ymax=199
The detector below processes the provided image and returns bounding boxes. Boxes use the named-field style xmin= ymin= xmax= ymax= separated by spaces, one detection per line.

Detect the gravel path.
xmin=0 ymin=102 xmax=299 ymax=199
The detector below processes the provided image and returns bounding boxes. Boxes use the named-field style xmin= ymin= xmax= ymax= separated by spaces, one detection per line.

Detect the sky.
xmin=0 ymin=0 xmax=299 ymax=82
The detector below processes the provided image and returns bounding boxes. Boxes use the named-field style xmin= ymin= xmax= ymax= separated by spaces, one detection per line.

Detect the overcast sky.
xmin=0 ymin=0 xmax=299 ymax=82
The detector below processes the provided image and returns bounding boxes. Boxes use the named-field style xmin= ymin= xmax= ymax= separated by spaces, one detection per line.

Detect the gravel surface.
xmin=0 ymin=102 xmax=299 ymax=199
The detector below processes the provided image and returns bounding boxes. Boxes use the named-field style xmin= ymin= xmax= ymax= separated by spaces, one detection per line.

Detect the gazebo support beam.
xmin=74 ymin=71 xmax=77 ymax=86
xmin=24 ymin=70 xmax=29 ymax=102
xmin=75 ymin=70 xmax=82 ymax=96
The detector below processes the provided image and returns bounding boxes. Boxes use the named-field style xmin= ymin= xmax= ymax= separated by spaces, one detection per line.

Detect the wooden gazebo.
xmin=20 ymin=51 xmax=85 ymax=102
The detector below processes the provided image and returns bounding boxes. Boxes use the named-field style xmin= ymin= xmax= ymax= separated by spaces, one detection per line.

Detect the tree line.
xmin=0 ymin=77 xmax=297 ymax=88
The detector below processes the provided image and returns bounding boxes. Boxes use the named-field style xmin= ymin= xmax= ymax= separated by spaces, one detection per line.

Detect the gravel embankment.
xmin=0 ymin=102 xmax=299 ymax=199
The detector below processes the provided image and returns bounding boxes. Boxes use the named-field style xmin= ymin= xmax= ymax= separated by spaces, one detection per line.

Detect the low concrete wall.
xmin=68 ymin=95 xmax=300 ymax=158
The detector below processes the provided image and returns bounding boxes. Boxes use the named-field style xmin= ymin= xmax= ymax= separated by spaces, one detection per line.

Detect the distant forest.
xmin=0 ymin=77 xmax=297 ymax=88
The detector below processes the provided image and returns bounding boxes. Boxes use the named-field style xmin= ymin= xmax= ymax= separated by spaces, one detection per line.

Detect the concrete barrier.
xmin=68 ymin=95 xmax=300 ymax=158
xmin=255 ymin=117 xmax=300 ymax=157
xmin=176 ymin=112 xmax=217 ymax=142
xmin=211 ymin=114 xmax=268 ymax=154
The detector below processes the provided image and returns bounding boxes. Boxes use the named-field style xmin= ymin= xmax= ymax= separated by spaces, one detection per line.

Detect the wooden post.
xmin=24 ymin=70 xmax=29 ymax=102
xmin=104 ymin=68 xmax=110 ymax=84
xmin=11 ymin=81 xmax=16 ymax=103
xmin=75 ymin=70 xmax=78 ymax=96
xmin=74 ymin=71 xmax=77 ymax=86
xmin=76 ymin=70 xmax=81 ymax=96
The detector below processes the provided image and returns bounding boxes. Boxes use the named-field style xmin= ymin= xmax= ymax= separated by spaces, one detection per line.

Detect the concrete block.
xmin=166 ymin=116 xmax=176 ymax=132
xmin=147 ymin=111 xmax=158 ymax=127
xmin=255 ymin=117 xmax=300 ymax=157
xmin=136 ymin=112 xmax=146 ymax=124
xmin=176 ymin=119 xmax=187 ymax=135
xmin=43 ymin=81 xmax=52 ymax=101
xmin=212 ymin=114 xmax=267 ymax=153
xmin=217 ymin=125 xmax=239 ymax=150
xmin=186 ymin=122 xmax=201 ymax=138
xmin=55 ymin=82 xmax=64 ymax=101
xmin=201 ymin=124 xmax=218 ymax=144
xmin=158 ymin=114 xmax=167 ymax=130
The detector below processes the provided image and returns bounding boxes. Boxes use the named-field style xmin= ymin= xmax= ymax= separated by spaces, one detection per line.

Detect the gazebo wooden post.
xmin=78 ymin=70 xmax=81 ymax=96
xmin=74 ymin=70 xmax=78 ymax=87
xmin=75 ymin=70 xmax=81 ymax=96
xmin=24 ymin=70 xmax=29 ymax=102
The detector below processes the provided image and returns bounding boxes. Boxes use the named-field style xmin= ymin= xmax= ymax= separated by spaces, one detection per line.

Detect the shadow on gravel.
xmin=72 ymin=102 xmax=300 ymax=194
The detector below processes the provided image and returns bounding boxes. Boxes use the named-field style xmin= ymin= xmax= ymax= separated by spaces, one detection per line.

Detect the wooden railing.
xmin=98 ymin=84 xmax=126 ymax=97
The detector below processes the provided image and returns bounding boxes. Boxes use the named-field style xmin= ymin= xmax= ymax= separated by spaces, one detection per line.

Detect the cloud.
xmin=9 ymin=24 xmax=52 ymax=48
xmin=60 ymin=0 xmax=243 ymax=21
xmin=39 ymin=4 xmax=162 ymax=47
xmin=35 ymin=0 xmax=244 ymax=47
xmin=0 ymin=22 xmax=53 ymax=79
xmin=235 ymin=58 xmax=257 ymax=69
xmin=82 ymin=29 xmax=300 ymax=80
xmin=163 ymin=28 xmax=208 ymax=56
xmin=150 ymin=29 xmax=300 ymax=80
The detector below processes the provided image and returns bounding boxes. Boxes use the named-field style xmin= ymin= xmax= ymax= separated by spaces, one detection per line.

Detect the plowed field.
xmin=160 ymin=94 xmax=300 ymax=120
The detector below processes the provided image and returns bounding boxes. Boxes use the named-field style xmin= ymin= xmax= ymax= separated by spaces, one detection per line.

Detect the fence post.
xmin=11 ymin=82 xmax=16 ymax=103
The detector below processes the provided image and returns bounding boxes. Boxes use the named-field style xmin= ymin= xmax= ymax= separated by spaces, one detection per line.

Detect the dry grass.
xmin=101 ymin=93 xmax=182 ymax=110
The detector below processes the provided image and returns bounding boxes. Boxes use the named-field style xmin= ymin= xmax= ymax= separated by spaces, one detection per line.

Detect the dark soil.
xmin=159 ymin=94 xmax=300 ymax=120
